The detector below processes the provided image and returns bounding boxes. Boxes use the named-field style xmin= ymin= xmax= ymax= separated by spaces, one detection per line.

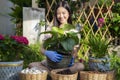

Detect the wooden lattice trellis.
xmin=45 ymin=0 xmax=115 ymax=59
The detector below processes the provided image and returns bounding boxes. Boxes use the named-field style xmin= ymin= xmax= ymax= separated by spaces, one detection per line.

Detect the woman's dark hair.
xmin=53 ymin=1 xmax=72 ymax=27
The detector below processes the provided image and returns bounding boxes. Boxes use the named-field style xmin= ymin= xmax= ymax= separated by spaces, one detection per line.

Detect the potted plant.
xmin=79 ymin=34 xmax=115 ymax=80
xmin=0 ymin=34 xmax=29 ymax=80
xmin=85 ymin=34 xmax=110 ymax=72
xmin=40 ymin=24 xmax=80 ymax=69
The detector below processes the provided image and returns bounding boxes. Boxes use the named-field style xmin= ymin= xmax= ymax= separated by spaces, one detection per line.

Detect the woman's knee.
xmin=76 ymin=63 xmax=84 ymax=70
xmin=28 ymin=62 xmax=41 ymax=68
xmin=69 ymin=62 xmax=84 ymax=73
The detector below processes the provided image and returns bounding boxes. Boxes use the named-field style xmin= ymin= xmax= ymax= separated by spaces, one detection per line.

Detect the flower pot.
xmin=88 ymin=57 xmax=110 ymax=72
xmin=20 ymin=71 xmax=48 ymax=80
xmin=0 ymin=61 xmax=23 ymax=80
xmin=47 ymin=54 xmax=72 ymax=69
xmin=51 ymin=69 xmax=78 ymax=80
xmin=80 ymin=70 xmax=114 ymax=80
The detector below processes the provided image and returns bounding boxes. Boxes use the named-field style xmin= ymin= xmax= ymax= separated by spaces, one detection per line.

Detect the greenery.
xmin=23 ymin=43 xmax=45 ymax=68
xmin=9 ymin=0 xmax=32 ymax=35
xmin=0 ymin=34 xmax=29 ymax=61
xmin=110 ymin=51 xmax=120 ymax=80
xmin=108 ymin=3 xmax=120 ymax=38
xmin=0 ymin=34 xmax=44 ymax=67
xmin=41 ymin=24 xmax=80 ymax=55
xmin=85 ymin=34 xmax=109 ymax=58
xmin=112 ymin=2 xmax=120 ymax=14
xmin=97 ymin=0 xmax=112 ymax=7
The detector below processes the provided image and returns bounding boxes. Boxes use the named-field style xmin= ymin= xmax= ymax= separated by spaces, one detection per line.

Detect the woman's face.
xmin=57 ymin=7 xmax=69 ymax=25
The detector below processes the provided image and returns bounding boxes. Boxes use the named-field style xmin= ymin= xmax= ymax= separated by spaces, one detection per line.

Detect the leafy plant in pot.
xmin=85 ymin=34 xmax=110 ymax=72
xmin=40 ymin=24 xmax=80 ymax=69
xmin=0 ymin=34 xmax=29 ymax=80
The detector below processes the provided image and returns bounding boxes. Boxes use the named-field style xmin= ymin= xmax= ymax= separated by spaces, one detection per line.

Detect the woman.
xmin=29 ymin=0 xmax=84 ymax=76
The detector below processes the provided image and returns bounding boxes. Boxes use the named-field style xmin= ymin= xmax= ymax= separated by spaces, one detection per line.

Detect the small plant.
xmin=110 ymin=51 xmax=120 ymax=80
xmin=0 ymin=34 xmax=29 ymax=61
xmin=87 ymin=34 xmax=109 ymax=58
xmin=83 ymin=34 xmax=111 ymax=72
xmin=40 ymin=24 xmax=80 ymax=55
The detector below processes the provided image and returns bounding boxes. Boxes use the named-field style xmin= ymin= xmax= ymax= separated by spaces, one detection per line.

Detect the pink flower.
xmin=0 ymin=34 xmax=29 ymax=61
xmin=98 ymin=18 xmax=104 ymax=23
xmin=0 ymin=34 xmax=4 ymax=40
xmin=98 ymin=18 xmax=105 ymax=27
xmin=11 ymin=36 xmax=29 ymax=45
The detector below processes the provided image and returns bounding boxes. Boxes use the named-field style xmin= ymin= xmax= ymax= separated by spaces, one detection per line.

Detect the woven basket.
xmin=80 ymin=71 xmax=114 ymax=80
xmin=19 ymin=71 xmax=48 ymax=80
xmin=51 ymin=69 xmax=78 ymax=80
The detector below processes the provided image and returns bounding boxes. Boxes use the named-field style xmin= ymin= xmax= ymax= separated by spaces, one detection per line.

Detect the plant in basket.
xmin=85 ymin=34 xmax=111 ymax=72
xmin=40 ymin=23 xmax=80 ymax=69
xmin=0 ymin=34 xmax=29 ymax=80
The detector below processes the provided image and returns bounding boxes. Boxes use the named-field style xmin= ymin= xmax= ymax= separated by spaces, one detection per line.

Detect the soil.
xmin=56 ymin=69 xmax=73 ymax=75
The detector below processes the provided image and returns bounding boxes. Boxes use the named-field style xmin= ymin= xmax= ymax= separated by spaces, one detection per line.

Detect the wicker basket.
xmin=19 ymin=71 xmax=48 ymax=80
xmin=51 ymin=69 xmax=78 ymax=80
xmin=80 ymin=71 xmax=114 ymax=80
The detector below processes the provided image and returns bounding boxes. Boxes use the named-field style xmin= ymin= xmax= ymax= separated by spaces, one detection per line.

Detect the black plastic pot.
xmin=47 ymin=54 xmax=72 ymax=69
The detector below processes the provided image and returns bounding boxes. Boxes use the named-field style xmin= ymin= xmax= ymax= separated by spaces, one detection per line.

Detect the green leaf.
xmin=60 ymin=38 xmax=76 ymax=51
xmin=62 ymin=24 xmax=75 ymax=30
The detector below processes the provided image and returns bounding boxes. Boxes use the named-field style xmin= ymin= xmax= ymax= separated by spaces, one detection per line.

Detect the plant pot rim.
xmin=0 ymin=60 xmax=23 ymax=67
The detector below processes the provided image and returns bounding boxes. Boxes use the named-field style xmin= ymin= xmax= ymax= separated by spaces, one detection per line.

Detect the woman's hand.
xmin=45 ymin=50 xmax=63 ymax=62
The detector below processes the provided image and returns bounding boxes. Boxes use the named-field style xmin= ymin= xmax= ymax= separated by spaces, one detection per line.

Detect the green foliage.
xmin=110 ymin=52 xmax=120 ymax=80
xmin=23 ymin=43 xmax=45 ymax=68
xmin=98 ymin=0 xmax=112 ymax=7
xmin=109 ymin=13 xmax=120 ymax=38
xmin=108 ymin=3 xmax=120 ymax=38
xmin=9 ymin=0 xmax=31 ymax=24
xmin=40 ymin=24 xmax=80 ymax=54
xmin=36 ymin=0 xmax=46 ymax=8
xmin=9 ymin=0 xmax=31 ymax=35
xmin=112 ymin=2 xmax=120 ymax=14
xmin=9 ymin=6 xmax=22 ymax=24
xmin=85 ymin=34 xmax=109 ymax=58
xmin=0 ymin=34 xmax=45 ymax=67
xmin=0 ymin=34 xmax=29 ymax=61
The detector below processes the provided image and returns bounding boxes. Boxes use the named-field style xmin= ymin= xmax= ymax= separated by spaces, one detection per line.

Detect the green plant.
xmin=0 ymin=34 xmax=29 ymax=61
xmin=86 ymin=34 xmax=109 ymax=58
xmin=40 ymin=24 xmax=80 ymax=54
xmin=110 ymin=51 xmax=120 ymax=80
xmin=108 ymin=13 xmax=120 ymax=38
xmin=108 ymin=3 xmax=120 ymax=38
xmin=22 ymin=43 xmax=45 ymax=68
xmin=9 ymin=0 xmax=31 ymax=35
xmin=98 ymin=0 xmax=112 ymax=7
